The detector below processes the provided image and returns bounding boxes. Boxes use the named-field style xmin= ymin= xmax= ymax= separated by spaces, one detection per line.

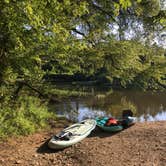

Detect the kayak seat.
xmin=55 ymin=131 xmax=73 ymax=141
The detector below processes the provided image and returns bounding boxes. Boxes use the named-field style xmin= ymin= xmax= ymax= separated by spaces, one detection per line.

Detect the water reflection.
xmin=53 ymin=90 xmax=166 ymax=122
xmin=138 ymin=111 xmax=166 ymax=122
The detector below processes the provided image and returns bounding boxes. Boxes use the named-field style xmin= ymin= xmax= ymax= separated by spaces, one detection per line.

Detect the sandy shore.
xmin=0 ymin=121 xmax=166 ymax=166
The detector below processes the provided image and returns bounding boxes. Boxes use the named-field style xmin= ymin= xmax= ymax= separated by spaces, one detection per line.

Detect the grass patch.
xmin=47 ymin=88 xmax=90 ymax=98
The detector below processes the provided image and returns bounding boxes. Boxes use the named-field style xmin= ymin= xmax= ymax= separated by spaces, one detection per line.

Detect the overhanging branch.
xmin=71 ymin=28 xmax=86 ymax=37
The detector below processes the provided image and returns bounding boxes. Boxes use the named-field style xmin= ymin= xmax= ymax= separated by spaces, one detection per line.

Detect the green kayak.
xmin=96 ymin=117 xmax=123 ymax=132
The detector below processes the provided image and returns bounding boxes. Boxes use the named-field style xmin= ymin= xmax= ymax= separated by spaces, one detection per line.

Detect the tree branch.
xmin=14 ymin=80 xmax=60 ymax=103
xmin=71 ymin=28 xmax=86 ymax=37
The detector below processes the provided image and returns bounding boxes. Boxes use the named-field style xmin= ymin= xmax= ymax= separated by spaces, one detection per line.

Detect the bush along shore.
xmin=0 ymin=95 xmax=56 ymax=139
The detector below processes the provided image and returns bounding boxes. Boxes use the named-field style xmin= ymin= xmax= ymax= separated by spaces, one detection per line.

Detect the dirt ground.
xmin=0 ymin=121 xmax=166 ymax=166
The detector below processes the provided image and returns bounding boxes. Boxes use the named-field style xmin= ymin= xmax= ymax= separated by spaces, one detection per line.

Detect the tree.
xmin=0 ymin=0 xmax=165 ymax=98
xmin=0 ymin=0 xmax=89 ymax=97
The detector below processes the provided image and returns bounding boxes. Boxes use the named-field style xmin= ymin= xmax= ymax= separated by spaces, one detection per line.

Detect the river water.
xmin=52 ymin=88 xmax=166 ymax=122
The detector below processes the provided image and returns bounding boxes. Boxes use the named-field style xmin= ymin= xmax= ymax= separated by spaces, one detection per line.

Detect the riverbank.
xmin=0 ymin=121 xmax=166 ymax=166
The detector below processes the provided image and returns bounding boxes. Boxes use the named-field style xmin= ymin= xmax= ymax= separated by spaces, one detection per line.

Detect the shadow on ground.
xmin=89 ymin=124 xmax=134 ymax=138
xmin=36 ymin=138 xmax=66 ymax=154
xmin=88 ymin=127 xmax=121 ymax=138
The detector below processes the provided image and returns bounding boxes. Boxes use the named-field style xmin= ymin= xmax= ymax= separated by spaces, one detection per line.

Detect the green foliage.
xmin=0 ymin=96 xmax=56 ymax=138
xmin=0 ymin=0 xmax=165 ymax=90
xmin=0 ymin=0 xmax=165 ymax=137
xmin=0 ymin=0 xmax=89 ymax=85
xmin=119 ymin=0 xmax=132 ymax=9
xmin=135 ymin=0 xmax=160 ymax=17
xmin=100 ymin=40 xmax=165 ymax=88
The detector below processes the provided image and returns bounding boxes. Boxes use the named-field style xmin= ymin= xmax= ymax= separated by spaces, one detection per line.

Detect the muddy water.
xmin=52 ymin=89 xmax=166 ymax=122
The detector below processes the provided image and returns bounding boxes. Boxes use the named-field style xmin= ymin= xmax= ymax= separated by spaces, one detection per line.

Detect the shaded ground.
xmin=0 ymin=121 xmax=166 ymax=166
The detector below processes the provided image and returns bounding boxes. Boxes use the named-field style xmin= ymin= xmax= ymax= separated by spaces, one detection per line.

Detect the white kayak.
xmin=48 ymin=119 xmax=96 ymax=150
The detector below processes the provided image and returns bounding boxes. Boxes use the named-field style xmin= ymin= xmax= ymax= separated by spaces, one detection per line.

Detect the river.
xmin=51 ymin=88 xmax=166 ymax=122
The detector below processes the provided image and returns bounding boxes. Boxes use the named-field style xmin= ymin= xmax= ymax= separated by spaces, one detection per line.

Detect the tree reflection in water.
xmin=51 ymin=90 xmax=166 ymax=122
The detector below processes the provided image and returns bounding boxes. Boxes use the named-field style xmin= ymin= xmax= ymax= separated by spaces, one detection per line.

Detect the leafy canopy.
xmin=0 ymin=0 xmax=165 ymax=93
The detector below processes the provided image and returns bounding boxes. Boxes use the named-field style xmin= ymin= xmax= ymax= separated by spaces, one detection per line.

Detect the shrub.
xmin=0 ymin=96 xmax=56 ymax=138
